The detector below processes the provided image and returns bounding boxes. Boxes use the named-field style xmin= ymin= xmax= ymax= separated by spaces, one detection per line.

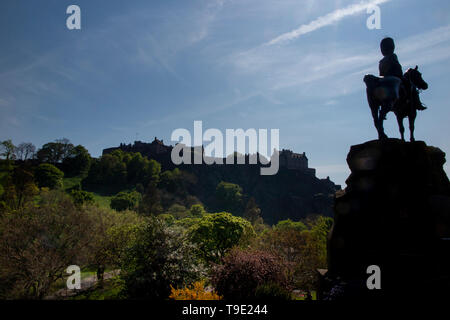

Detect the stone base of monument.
xmin=322 ymin=139 xmax=450 ymax=300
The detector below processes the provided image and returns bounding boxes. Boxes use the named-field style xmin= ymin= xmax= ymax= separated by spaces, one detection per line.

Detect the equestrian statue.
xmin=363 ymin=37 xmax=429 ymax=141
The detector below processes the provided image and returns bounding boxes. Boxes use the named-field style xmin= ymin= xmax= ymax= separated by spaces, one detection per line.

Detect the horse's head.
xmin=405 ymin=65 xmax=428 ymax=90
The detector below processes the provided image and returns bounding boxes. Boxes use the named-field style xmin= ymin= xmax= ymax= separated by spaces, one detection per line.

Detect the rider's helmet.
xmin=380 ymin=37 xmax=395 ymax=56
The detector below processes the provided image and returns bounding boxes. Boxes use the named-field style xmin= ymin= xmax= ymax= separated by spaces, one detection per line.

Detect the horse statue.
xmin=363 ymin=66 xmax=428 ymax=141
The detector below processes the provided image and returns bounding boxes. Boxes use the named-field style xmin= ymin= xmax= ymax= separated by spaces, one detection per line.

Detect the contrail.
xmin=266 ymin=0 xmax=392 ymax=46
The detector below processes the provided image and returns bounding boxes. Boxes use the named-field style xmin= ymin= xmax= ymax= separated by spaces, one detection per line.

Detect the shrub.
xmin=169 ymin=281 xmax=222 ymax=300
xmin=110 ymin=190 xmax=141 ymax=211
xmin=70 ymin=189 xmax=95 ymax=206
xmin=211 ymin=248 xmax=290 ymax=300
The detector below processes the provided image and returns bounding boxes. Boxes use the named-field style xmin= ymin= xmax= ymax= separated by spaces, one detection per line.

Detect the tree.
xmin=34 ymin=163 xmax=64 ymax=189
xmin=211 ymin=248 xmax=290 ymax=300
xmin=189 ymin=204 xmax=206 ymax=217
xmin=36 ymin=138 xmax=74 ymax=164
xmin=14 ymin=142 xmax=36 ymax=161
xmin=255 ymin=216 xmax=333 ymax=294
xmin=275 ymin=219 xmax=307 ymax=232
xmin=84 ymin=206 xmax=142 ymax=285
xmin=244 ymin=197 xmax=262 ymax=225
xmin=3 ymin=165 xmax=39 ymax=210
xmin=110 ymin=190 xmax=142 ymax=212
xmin=0 ymin=190 xmax=92 ymax=299
xmin=189 ymin=212 xmax=255 ymax=262
xmin=0 ymin=140 xmax=16 ymax=161
xmin=63 ymin=145 xmax=91 ymax=176
xmin=120 ymin=217 xmax=204 ymax=299
xmin=215 ymin=181 xmax=244 ymax=214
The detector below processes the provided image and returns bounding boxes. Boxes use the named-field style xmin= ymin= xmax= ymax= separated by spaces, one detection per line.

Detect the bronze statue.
xmin=363 ymin=37 xmax=428 ymax=141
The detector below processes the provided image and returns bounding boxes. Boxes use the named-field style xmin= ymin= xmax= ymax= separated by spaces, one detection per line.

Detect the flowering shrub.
xmin=169 ymin=281 xmax=222 ymax=300
xmin=211 ymin=248 xmax=290 ymax=300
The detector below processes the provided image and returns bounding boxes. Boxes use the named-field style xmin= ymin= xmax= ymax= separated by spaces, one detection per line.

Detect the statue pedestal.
xmin=323 ymin=139 xmax=450 ymax=299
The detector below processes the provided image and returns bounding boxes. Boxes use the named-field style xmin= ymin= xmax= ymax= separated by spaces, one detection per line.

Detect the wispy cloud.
xmin=266 ymin=0 xmax=391 ymax=46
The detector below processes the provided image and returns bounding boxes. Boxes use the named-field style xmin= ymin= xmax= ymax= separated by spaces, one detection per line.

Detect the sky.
xmin=1 ymin=0 xmax=450 ymax=187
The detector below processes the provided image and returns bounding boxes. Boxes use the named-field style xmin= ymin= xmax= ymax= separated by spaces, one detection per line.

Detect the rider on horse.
xmin=379 ymin=37 xmax=426 ymax=119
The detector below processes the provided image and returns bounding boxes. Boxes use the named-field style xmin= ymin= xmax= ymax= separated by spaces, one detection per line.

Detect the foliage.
xmin=120 ymin=217 xmax=205 ymax=299
xmin=189 ymin=204 xmax=206 ymax=217
xmin=254 ymin=282 xmax=292 ymax=301
xmin=166 ymin=203 xmax=189 ymax=219
xmin=189 ymin=212 xmax=255 ymax=262
xmin=211 ymin=248 xmax=290 ymax=300
xmin=36 ymin=138 xmax=74 ymax=163
xmin=0 ymin=190 xmax=93 ymax=299
xmin=70 ymin=188 xmax=95 ymax=206
xmin=254 ymin=216 xmax=333 ymax=293
xmin=1 ymin=165 xmax=39 ymax=210
xmin=63 ymin=145 xmax=91 ymax=177
xmin=83 ymin=206 xmax=142 ymax=281
xmin=274 ymin=219 xmax=307 ymax=232
xmin=85 ymin=151 xmax=161 ymax=189
xmin=34 ymin=163 xmax=64 ymax=189
xmin=169 ymin=281 xmax=222 ymax=300
xmin=244 ymin=197 xmax=262 ymax=225
xmin=215 ymin=181 xmax=244 ymax=214
xmin=0 ymin=140 xmax=16 ymax=160
xmin=110 ymin=190 xmax=142 ymax=212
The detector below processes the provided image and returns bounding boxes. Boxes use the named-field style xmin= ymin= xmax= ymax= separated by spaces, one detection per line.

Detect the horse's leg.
xmin=396 ymin=113 xmax=405 ymax=141
xmin=378 ymin=106 xmax=388 ymax=140
xmin=409 ymin=109 xmax=417 ymax=142
xmin=370 ymin=107 xmax=380 ymax=135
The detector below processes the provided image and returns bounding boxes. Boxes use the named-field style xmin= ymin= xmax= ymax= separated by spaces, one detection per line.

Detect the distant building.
xmin=279 ymin=149 xmax=316 ymax=176
xmin=103 ymin=137 xmax=172 ymax=158
xmin=103 ymin=139 xmax=317 ymax=176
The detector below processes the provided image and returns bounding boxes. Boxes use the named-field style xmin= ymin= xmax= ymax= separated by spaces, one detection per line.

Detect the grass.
xmin=91 ymin=193 xmax=113 ymax=209
xmin=63 ymin=176 xmax=83 ymax=191
xmin=63 ymin=176 xmax=114 ymax=209
xmin=293 ymin=290 xmax=317 ymax=300
xmin=71 ymin=277 xmax=125 ymax=300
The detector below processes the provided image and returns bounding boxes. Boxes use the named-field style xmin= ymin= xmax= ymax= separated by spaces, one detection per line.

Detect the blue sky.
xmin=1 ymin=0 xmax=450 ymax=186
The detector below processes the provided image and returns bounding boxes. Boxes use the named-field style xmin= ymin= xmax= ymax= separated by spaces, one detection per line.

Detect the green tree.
xmin=189 ymin=212 xmax=255 ymax=262
xmin=63 ymin=145 xmax=91 ymax=177
xmin=189 ymin=204 xmax=206 ymax=217
xmin=84 ymin=206 xmax=142 ymax=285
xmin=0 ymin=140 xmax=16 ymax=161
xmin=275 ymin=219 xmax=307 ymax=232
xmin=34 ymin=163 xmax=64 ymax=189
xmin=244 ymin=197 xmax=262 ymax=225
xmin=36 ymin=138 xmax=74 ymax=163
xmin=121 ymin=217 xmax=204 ymax=299
xmin=215 ymin=181 xmax=244 ymax=214
xmin=0 ymin=190 xmax=92 ymax=299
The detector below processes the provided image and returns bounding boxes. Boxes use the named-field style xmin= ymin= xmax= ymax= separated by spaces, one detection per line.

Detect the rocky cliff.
xmin=323 ymin=139 xmax=450 ymax=299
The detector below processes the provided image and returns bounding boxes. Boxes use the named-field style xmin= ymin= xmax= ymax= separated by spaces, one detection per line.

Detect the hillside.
xmin=102 ymin=138 xmax=341 ymax=224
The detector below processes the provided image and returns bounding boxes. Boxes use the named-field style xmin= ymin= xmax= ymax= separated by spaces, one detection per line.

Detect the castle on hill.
xmin=103 ymin=137 xmax=320 ymax=177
